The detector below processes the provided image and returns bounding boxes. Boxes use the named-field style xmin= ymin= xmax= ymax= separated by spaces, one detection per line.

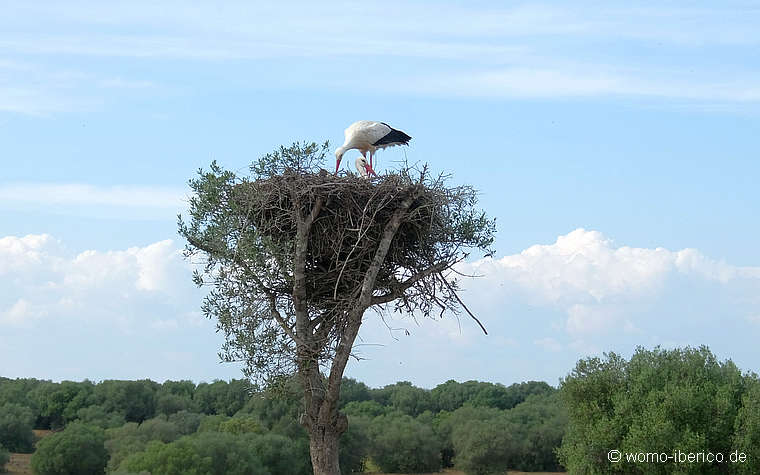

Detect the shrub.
xmin=452 ymin=417 xmax=522 ymax=475
xmin=367 ymin=413 xmax=440 ymax=473
xmin=248 ymin=432 xmax=311 ymax=475
xmin=136 ymin=416 xmax=181 ymax=443
xmin=0 ymin=403 xmax=35 ymax=452
xmin=119 ymin=439 xmax=213 ymax=475
xmin=120 ymin=432 xmax=272 ymax=475
xmin=340 ymin=416 xmax=370 ymax=474
xmin=0 ymin=443 xmax=10 ymax=473
xmin=31 ymin=423 xmax=108 ymax=475
xmin=167 ymin=411 xmax=203 ymax=435
xmin=76 ymin=404 xmax=126 ymax=429
xmin=197 ymin=414 xmax=230 ymax=433
xmin=218 ymin=414 xmax=263 ymax=435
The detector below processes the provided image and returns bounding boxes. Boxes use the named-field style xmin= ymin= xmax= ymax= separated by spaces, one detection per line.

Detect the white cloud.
xmin=459 ymin=229 xmax=760 ymax=336
xmin=0 ymin=298 xmax=48 ymax=326
xmin=0 ymin=234 xmax=195 ymax=329
xmin=0 ymin=234 xmax=61 ymax=275
xmin=3 ymin=229 xmax=759 ymax=385
xmin=463 ymin=229 xmax=760 ymax=303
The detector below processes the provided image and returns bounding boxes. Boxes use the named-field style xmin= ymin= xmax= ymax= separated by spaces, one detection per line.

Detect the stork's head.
xmin=355 ymin=156 xmax=377 ymax=178
xmin=334 ymin=146 xmax=347 ymax=174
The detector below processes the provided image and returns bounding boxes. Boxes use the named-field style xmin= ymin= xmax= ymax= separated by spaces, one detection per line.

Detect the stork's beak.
xmin=365 ymin=163 xmax=378 ymax=177
xmin=335 ymin=157 xmax=342 ymax=174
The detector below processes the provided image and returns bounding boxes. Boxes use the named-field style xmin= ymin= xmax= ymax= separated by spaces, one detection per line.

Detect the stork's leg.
xmin=369 ymin=150 xmax=374 ymax=169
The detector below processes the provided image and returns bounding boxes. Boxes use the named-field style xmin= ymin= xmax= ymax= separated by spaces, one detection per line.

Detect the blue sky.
xmin=1 ymin=1 xmax=759 ymax=388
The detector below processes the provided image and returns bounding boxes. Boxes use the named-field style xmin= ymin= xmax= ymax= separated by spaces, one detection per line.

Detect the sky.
xmin=1 ymin=1 xmax=759 ymax=389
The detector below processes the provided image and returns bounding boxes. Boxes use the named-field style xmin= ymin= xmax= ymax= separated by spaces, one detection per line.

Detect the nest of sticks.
xmin=231 ymin=169 xmax=448 ymax=311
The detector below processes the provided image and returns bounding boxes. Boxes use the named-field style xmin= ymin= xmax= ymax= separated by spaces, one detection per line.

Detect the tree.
xmin=366 ymin=413 xmax=441 ymax=473
xmin=0 ymin=403 xmax=35 ymax=453
xmin=31 ymin=423 xmax=109 ymax=475
xmin=558 ymin=346 xmax=745 ymax=474
xmin=193 ymin=380 xmax=248 ymax=416
xmin=119 ymin=432 xmax=276 ymax=475
xmin=452 ymin=416 xmax=521 ymax=475
xmin=94 ymin=380 xmax=158 ymax=423
xmin=733 ymin=375 xmax=760 ymax=474
xmin=179 ymin=142 xmax=495 ymax=475
xmin=119 ymin=439 xmax=214 ymax=475
xmin=76 ymin=404 xmax=126 ymax=429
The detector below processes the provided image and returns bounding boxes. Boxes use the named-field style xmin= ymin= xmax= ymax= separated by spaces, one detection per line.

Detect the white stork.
xmin=355 ymin=156 xmax=377 ymax=178
xmin=335 ymin=120 xmax=412 ymax=173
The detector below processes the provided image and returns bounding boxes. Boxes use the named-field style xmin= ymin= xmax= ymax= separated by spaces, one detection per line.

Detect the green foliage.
xmin=0 ymin=403 xmax=35 ymax=453
xmin=193 ymin=380 xmax=249 ymax=416
xmin=167 ymin=411 xmax=203 ymax=435
xmin=373 ymin=381 xmax=433 ymax=416
xmin=156 ymin=392 xmax=197 ymax=416
xmin=120 ymin=439 xmax=214 ymax=475
xmin=431 ymin=379 xmax=552 ymax=412
xmin=238 ymin=377 xmax=306 ymax=440
xmin=197 ymin=414 xmax=230 ymax=433
xmin=342 ymin=400 xmax=391 ymax=419
xmin=248 ymin=432 xmax=311 ymax=475
xmin=31 ymin=423 xmax=108 ymax=475
xmin=104 ymin=416 xmax=182 ymax=471
xmin=340 ymin=416 xmax=370 ymax=474
xmin=733 ymin=375 xmax=760 ymax=474
xmin=433 ymin=393 xmax=566 ymax=473
xmin=0 ymin=443 xmax=9 ymax=473
xmin=453 ymin=416 xmax=521 ymax=475
xmin=0 ymin=378 xmax=42 ymax=416
xmin=30 ymin=380 xmax=95 ymax=429
xmin=136 ymin=415 xmax=182 ymax=443
xmin=120 ymin=432 xmax=274 ymax=475
xmin=218 ymin=414 xmax=264 ymax=434
xmin=76 ymin=404 xmax=126 ymax=429
xmin=339 ymin=378 xmax=371 ymax=407
xmin=367 ymin=413 xmax=441 ymax=473
xmin=94 ymin=380 xmax=158 ymax=423
xmin=559 ymin=346 xmax=746 ymax=474
xmin=105 ymin=422 xmax=145 ymax=471
xmin=504 ymin=393 xmax=567 ymax=471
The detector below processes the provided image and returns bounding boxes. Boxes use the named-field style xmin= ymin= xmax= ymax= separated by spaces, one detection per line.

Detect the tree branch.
xmin=370 ymin=261 xmax=449 ymax=306
xmin=437 ymin=272 xmax=488 ymax=335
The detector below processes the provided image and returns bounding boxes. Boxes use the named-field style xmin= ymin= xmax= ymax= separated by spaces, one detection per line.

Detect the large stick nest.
xmin=231 ymin=170 xmax=450 ymax=309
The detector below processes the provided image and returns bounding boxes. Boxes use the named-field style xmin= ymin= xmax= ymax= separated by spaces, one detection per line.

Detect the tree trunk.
xmin=308 ymin=423 xmax=343 ymax=475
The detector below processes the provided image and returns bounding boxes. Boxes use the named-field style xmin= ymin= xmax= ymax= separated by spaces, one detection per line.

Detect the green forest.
xmin=1 ymin=346 xmax=759 ymax=474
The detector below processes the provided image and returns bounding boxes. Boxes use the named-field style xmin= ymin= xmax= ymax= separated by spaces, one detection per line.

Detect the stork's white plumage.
xmin=355 ymin=156 xmax=377 ymax=178
xmin=335 ymin=120 xmax=412 ymax=173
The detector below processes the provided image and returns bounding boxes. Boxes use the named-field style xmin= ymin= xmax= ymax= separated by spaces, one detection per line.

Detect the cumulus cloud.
xmin=3 ymin=229 xmax=760 ymax=385
xmin=0 ymin=234 xmax=195 ymax=329
xmin=458 ymin=229 xmax=760 ymax=335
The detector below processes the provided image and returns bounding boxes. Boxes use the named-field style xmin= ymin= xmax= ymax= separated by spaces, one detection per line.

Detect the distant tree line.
xmin=0 ymin=375 xmax=565 ymax=474
xmin=6 ymin=345 xmax=755 ymax=475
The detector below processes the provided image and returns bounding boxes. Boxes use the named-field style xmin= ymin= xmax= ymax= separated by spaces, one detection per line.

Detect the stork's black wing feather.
xmin=373 ymin=127 xmax=412 ymax=146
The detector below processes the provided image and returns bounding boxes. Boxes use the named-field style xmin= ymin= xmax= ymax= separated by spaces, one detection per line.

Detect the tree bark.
xmin=300 ymin=188 xmax=420 ymax=475
xmin=307 ymin=419 xmax=345 ymax=475
xmin=303 ymin=392 xmax=348 ymax=475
